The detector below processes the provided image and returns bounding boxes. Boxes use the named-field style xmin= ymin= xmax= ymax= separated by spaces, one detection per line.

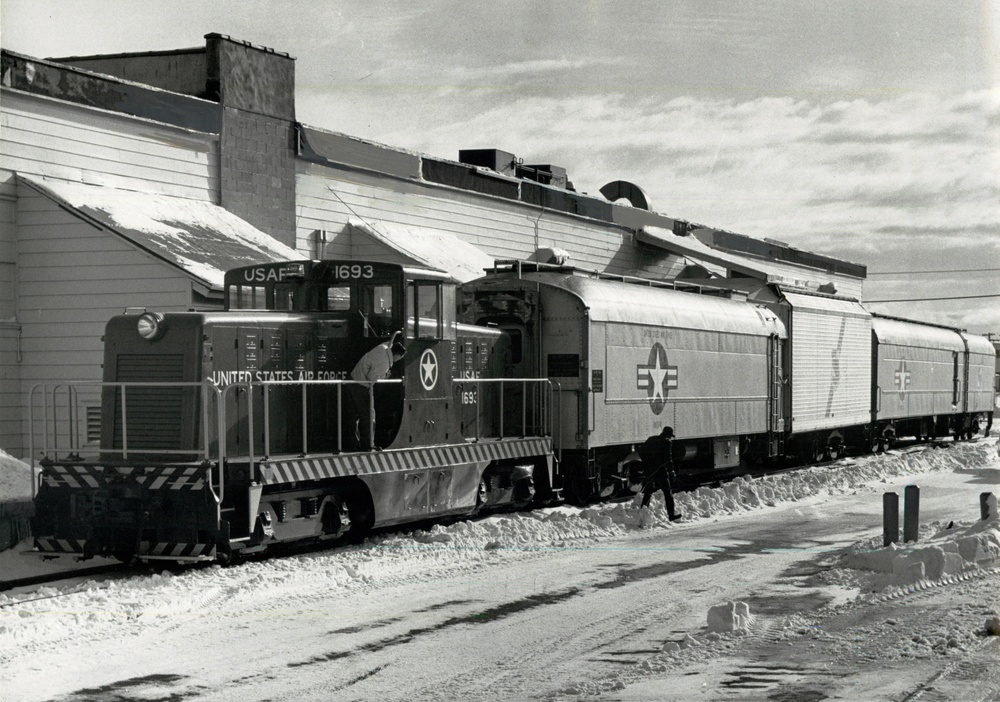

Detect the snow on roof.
xmin=0 ymin=449 xmax=32 ymax=502
xmin=348 ymin=219 xmax=494 ymax=283
xmin=18 ymin=175 xmax=301 ymax=290
xmin=640 ymin=225 xmax=865 ymax=298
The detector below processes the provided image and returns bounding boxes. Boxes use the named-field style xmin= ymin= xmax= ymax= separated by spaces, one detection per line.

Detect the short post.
xmin=883 ymin=492 xmax=899 ymax=547
xmin=982 ymin=492 xmax=997 ymax=521
xmin=903 ymin=484 xmax=920 ymax=543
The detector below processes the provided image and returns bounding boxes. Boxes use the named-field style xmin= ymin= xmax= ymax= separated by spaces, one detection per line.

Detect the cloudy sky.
xmin=3 ymin=0 xmax=999 ymax=332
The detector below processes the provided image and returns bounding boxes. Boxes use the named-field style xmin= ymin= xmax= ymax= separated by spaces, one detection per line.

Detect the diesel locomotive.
xmin=27 ymin=259 xmax=996 ymax=563
xmin=30 ymin=260 xmax=553 ymax=563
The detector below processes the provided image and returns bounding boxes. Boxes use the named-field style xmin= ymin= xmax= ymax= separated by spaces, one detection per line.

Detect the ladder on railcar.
xmin=767 ymin=334 xmax=784 ymax=457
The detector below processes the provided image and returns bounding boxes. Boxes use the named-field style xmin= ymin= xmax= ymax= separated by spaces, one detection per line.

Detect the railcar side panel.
xmin=872 ymin=318 xmax=964 ymax=422
xmin=781 ymin=292 xmax=872 ymax=433
xmin=596 ymin=322 xmax=771 ymax=445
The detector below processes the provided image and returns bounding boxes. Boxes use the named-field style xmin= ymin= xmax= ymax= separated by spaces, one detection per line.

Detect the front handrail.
xmin=28 ymin=380 xmax=225 ymax=499
xmin=27 ymin=375 xmax=562 ymax=503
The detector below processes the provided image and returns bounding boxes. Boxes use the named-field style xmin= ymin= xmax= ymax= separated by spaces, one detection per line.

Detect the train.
xmin=27 ymin=259 xmax=996 ymax=564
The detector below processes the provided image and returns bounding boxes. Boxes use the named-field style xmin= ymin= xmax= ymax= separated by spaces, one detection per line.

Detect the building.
xmin=0 ymin=34 xmax=865 ymax=457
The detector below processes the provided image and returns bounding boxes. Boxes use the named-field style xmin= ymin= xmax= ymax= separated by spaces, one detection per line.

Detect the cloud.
xmin=299 ymin=84 xmax=1000 ymax=330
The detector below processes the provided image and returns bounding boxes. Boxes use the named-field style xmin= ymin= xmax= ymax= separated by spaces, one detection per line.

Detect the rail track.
xmin=0 ymin=436 xmax=979 ymax=597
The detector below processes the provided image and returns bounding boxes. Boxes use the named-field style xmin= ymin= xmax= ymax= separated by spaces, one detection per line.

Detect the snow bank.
xmin=0 ymin=450 xmax=32 ymax=502
xmin=675 ymin=441 xmax=998 ymax=520
xmin=840 ymin=515 xmax=1000 ymax=591
xmin=387 ymin=440 xmax=1000 ymax=554
xmin=3 ymin=439 xmax=996 ymax=594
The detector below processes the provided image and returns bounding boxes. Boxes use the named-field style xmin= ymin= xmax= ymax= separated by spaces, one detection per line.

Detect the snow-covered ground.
xmin=1 ymin=438 xmax=999 ymax=700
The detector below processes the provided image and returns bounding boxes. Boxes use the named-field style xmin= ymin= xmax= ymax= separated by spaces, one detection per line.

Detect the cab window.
xmin=361 ymin=283 xmax=395 ymax=336
xmin=274 ymin=284 xmax=296 ymax=311
xmin=229 ymin=284 xmax=268 ymax=310
xmin=412 ymin=281 xmax=442 ymax=339
xmin=325 ymin=285 xmax=351 ymax=311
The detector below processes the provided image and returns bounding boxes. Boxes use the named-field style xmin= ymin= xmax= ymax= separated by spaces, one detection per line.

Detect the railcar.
xmin=460 ymin=263 xmax=996 ymax=499
xmin=29 ymin=261 xmax=554 ymax=563
xmin=459 ymin=262 xmax=788 ymax=500
xmin=870 ymin=314 xmax=994 ymax=449
xmin=757 ymin=289 xmax=875 ymax=462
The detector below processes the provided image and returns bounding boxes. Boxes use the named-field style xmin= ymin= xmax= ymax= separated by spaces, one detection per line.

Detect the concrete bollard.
xmin=883 ymin=492 xmax=899 ymax=547
xmin=903 ymin=484 xmax=920 ymax=543
xmin=982 ymin=492 xmax=997 ymax=521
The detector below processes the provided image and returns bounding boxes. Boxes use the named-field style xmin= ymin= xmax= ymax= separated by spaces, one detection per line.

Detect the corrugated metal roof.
xmin=782 ymin=291 xmax=871 ymax=319
xmin=525 ymin=271 xmax=786 ymax=337
xmin=18 ymin=175 xmax=300 ymax=290
xmin=962 ymin=332 xmax=996 ymax=356
xmin=872 ymin=316 xmax=965 ymax=351
xmin=348 ymin=219 xmax=494 ymax=283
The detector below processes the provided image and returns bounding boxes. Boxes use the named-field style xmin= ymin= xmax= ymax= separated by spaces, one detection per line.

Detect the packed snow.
xmin=19 ymin=174 xmax=301 ymax=288
xmin=2 ymin=438 xmax=998 ymax=700
xmin=3 ymin=440 xmax=999 ymax=592
xmin=0 ymin=451 xmax=32 ymax=502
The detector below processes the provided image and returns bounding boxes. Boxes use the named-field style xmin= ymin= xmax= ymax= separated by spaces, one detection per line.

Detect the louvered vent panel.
xmin=112 ymin=354 xmax=186 ymax=450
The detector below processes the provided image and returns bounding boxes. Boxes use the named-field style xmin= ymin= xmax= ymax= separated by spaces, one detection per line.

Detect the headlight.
xmin=137 ymin=312 xmax=165 ymax=341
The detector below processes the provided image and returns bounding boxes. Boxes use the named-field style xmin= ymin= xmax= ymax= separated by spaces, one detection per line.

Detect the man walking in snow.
xmin=638 ymin=426 xmax=681 ymax=521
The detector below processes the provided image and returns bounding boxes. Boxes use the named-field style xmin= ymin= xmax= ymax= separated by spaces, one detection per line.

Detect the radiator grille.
xmin=112 ymin=354 xmax=186 ymax=450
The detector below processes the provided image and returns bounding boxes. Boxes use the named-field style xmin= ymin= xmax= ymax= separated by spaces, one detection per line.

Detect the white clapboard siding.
xmin=0 ymin=326 xmax=20 ymax=455
xmin=1 ymin=90 xmax=218 ymax=201
xmin=15 ymin=189 xmax=198 ymax=452
xmin=296 ymin=163 xmax=675 ymax=277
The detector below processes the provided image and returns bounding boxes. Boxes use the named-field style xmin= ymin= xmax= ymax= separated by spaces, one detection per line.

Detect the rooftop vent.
xmin=458 ymin=149 xmax=572 ymax=190
xmin=458 ymin=149 xmax=517 ymax=177
xmin=516 ymin=163 xmax=569 ymax=190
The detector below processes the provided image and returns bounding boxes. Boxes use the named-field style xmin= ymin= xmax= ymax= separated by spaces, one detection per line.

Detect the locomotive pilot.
xmin=348 ymin=331 xmax=406 ymax=450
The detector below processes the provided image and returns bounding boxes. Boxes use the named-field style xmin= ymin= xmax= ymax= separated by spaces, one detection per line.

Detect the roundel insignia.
xmin=635 ymin=342 xmax=678 ymax=415
xmin=419 ymin=349 xmax=439 ymax=390
xmin=894 ymin=360 xmax=911 ymax=399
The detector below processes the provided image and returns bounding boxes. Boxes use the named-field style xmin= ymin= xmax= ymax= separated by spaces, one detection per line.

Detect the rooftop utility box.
xmin=518 ymin=163 xmax=568 ymax=190
xmin=458 ymin=149 xmax=517 ymax=177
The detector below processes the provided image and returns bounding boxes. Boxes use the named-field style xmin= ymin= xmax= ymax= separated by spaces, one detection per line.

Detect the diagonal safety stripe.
xmin=262 ymin=438 xmax=551 ymax=486
xmin=42 ymin=463 xmax=210 ymax=491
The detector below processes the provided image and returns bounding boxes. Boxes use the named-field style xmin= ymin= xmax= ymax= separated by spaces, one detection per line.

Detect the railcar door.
xmin=539 ymin=287 xmax=588 ymax=450
xmin=400 ymin=277 xmax=455 ymax=450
